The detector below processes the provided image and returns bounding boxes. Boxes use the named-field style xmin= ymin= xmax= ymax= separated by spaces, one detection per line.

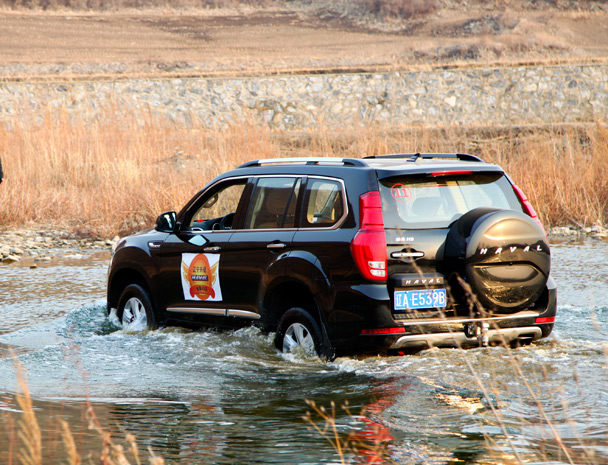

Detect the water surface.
xmin=0 ymin=239 xmax=606 ymax=464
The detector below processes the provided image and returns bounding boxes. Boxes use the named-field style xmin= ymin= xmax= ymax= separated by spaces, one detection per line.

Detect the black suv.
xmin=107 ymin=154 xmax=556 ymax=358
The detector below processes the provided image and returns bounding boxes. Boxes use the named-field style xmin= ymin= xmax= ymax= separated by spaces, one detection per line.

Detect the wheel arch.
xmin=262 ymin=279 xmax=322 ymax=332
xmin=261 ymin=250 xmax=333 ymax=330
xmin=107 ymin=266 xmax=152 ymax=312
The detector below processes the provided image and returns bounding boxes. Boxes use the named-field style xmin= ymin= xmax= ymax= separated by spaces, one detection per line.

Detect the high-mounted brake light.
xmin=430 ymin=170 xmax=473 ymax=176
xmin=350 ymin=191 xmax=387 ymax=281
xmin=512 ymin=184 xmax=546 ymax=236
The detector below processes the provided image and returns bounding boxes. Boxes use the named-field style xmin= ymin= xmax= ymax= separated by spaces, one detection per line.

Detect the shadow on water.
xmin=0 ymin=240 xmax=606 ymax=463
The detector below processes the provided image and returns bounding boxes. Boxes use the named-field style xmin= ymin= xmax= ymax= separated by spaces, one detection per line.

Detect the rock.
xmin=3 ymin=255 xmax=20 ymax=263
xmin=549 ymin=226 xmax=578 ymax=237
xmin=590 ymin=225 xmax=608 ymax=238
xmin=0 ymin=245 xmax=10 ymax=257
xmin=10 ymin=247 xmax=24 ymax=256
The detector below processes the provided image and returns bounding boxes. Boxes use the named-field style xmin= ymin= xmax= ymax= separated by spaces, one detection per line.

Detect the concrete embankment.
xmin=0 ymin=63 xmax=606 ymax=128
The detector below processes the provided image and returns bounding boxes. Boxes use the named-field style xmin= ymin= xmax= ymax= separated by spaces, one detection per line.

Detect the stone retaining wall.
xmin=1 ymin=64 xmax=606 ymax=128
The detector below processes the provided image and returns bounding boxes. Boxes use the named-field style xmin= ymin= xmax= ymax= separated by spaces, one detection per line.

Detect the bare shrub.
xmin=359 ymin=0 xmax=437 ymax=19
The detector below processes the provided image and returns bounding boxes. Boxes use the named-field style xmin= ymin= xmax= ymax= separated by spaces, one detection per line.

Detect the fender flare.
xmin=107 ymin=247 xmax=157 ymax=310
xmin=262 ymin=250 xmax=333 ymax=330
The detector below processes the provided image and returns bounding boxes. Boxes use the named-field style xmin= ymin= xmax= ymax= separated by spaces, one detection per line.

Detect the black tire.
xmin=540 ymin=323 xmax=554 ymax=338
xmin=274 ymin=307 xmax=333 ymax=360
xmin=116 ymin=284 xmax=157 ymax=330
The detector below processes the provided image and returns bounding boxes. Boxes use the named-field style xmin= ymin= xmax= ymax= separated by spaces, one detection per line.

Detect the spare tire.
xmin=444 ymin=208 xmax=550 ymax=313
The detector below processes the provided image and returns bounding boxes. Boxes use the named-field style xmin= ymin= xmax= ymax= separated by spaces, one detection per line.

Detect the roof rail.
xmin=363 ymin=153 xmax=484 ymax=162
xmin=238 ymin=157 xmax=368 ymax=168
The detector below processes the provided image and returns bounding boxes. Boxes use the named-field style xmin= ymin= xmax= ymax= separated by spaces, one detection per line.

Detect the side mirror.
xmin=155 ymin=211 xmax=178 ymax=233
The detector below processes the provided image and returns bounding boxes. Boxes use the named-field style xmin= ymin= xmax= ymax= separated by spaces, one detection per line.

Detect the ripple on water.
xmin=0 ymin=241 xmax=606 ymax=463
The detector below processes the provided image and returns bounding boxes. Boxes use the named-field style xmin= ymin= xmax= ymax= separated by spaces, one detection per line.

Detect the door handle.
xmin=391 ymin=251 xmax=424 ymax=259
xmin=267 ymin=243 xmax=286 ymax=249
xmin=204 ymin=246 xmax=221 ymax=252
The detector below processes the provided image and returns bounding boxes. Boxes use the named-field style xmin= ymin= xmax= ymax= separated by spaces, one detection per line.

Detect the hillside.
xmin=0 ymin=0 xmax=607 ymax=77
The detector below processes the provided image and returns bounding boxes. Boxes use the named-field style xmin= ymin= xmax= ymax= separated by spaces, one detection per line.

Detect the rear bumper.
xmin=330 ymin=276 xmax=557 ymax=354
xmin=390 ymin=326 xmax=541 ymax=349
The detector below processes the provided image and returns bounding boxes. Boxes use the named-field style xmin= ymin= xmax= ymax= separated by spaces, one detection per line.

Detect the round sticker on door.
xmin=391 ymin=184 xmax=412 ymax=202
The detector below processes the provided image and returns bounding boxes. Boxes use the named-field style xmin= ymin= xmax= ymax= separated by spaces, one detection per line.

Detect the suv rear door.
xmin=377 ymin=171 xmax=525 ymax=319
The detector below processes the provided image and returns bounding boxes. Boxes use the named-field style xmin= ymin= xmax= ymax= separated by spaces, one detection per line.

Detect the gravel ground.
xmin=0 ymin=225 xmax=606 ymax=266
xmin=0 ymin=228 xmax=118 ymax=265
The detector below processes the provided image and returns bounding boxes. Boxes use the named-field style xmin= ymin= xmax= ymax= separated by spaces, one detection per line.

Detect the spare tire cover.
xmin=445 ymin=208 xmax=550 ymax=312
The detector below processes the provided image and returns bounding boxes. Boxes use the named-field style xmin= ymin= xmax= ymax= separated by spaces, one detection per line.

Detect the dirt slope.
xmin=0 ymin=0 xmax=607 ymax=76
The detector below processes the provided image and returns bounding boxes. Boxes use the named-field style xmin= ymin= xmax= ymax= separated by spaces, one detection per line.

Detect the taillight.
xmin=512 ymin=184 xmax=546 ymax=236
xmin=350 ymin=191 xmax=387 ymax=281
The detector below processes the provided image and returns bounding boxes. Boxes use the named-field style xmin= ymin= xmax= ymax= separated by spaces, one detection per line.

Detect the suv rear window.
xmin=379 ymin=172 xmax=523 ymax=229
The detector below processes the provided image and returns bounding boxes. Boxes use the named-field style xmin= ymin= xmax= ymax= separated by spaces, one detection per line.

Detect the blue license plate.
xmin=394 ymin=289 xmax=447 ymax=310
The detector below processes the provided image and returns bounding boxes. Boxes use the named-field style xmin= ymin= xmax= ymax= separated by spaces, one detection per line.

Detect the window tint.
xmin=243 ymin=177 xmax=301 ymax=229
xmin=379 ymin=173 xmax=523 ymax=229
xmin=189 ymin=180 xmax=247 ymax=230
xmin=302 ymin=179 xmax=344 ymax=228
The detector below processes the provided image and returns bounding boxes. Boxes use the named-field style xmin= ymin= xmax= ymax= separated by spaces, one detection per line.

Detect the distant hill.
xmin=0 ymin=0 xmax=606 ymax=77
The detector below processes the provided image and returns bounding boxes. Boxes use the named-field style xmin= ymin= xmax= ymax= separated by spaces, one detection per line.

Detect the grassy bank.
xmin=0 ymin=110 xmax=606 ymax=238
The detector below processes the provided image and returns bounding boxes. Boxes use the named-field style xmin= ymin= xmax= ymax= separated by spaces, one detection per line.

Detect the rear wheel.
xmin=274 ymin=307 xmax=333 ymax=360
xmin=117 ymin=284 xmax=157 ymax=331
xmin=540 ymin=323 xmax=554 ymax=338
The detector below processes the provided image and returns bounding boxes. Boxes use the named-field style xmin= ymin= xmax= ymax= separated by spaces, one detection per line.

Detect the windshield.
xmin=379 ymin=172 xmax=523 ymax=229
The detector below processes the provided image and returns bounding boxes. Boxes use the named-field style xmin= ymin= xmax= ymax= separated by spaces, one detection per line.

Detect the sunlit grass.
xmin=0 ymin=109 xmax=606 ymax=237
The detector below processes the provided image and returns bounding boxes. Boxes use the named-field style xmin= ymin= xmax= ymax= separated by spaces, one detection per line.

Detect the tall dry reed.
xmin=0 ymin=109 xmax=605 ymax=237
xmin=5 ymin=360 xmax=164 ymax=465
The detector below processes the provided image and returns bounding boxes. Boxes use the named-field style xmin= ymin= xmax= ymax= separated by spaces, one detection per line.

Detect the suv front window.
xmin=379 ymin=172 xmax=523 ymax=229
xmin=243 ymin=177 xmax=301 ymax=229
xmin=189 ymin=180 xmax=247 ymax=231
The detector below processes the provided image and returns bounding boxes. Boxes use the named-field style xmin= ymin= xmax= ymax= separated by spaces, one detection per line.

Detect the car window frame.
xmin=182 ymin=174 xmax=348 ymax=234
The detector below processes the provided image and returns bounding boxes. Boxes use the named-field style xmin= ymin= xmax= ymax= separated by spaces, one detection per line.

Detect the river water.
xmin=0 ymin=239 xmax=606 ymax=464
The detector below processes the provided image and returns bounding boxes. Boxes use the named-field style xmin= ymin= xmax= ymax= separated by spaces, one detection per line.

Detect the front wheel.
xmin=117 ymin=284 xmax=157 ymax=331
xmin=274 ymin=307 xmax=333 ymax=360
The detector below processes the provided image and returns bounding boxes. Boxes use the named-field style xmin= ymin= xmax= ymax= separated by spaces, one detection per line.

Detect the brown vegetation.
xmin=0 ymin=108 xmax=605 ymax=238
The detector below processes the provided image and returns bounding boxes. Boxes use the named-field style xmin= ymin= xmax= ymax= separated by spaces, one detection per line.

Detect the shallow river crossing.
xmin=0 ymin=239 xmax=606 ymax=464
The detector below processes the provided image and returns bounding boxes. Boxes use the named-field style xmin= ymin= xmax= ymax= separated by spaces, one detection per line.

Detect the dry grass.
xmin=0 ymin=109 xmax=606 ymax=238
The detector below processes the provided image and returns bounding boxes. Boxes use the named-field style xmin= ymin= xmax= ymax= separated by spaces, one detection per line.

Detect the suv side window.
xmin=243 ymin=177 xmax=301 ymax=229
xmin=188 ymin=179 xmax=247 ymax=231
xmin=301 ymin=178 xmax=344 ymax=228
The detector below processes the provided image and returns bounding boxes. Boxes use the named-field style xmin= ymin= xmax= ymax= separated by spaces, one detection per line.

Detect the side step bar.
xmin=390 ymin=326 xmax=542 ymax=349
